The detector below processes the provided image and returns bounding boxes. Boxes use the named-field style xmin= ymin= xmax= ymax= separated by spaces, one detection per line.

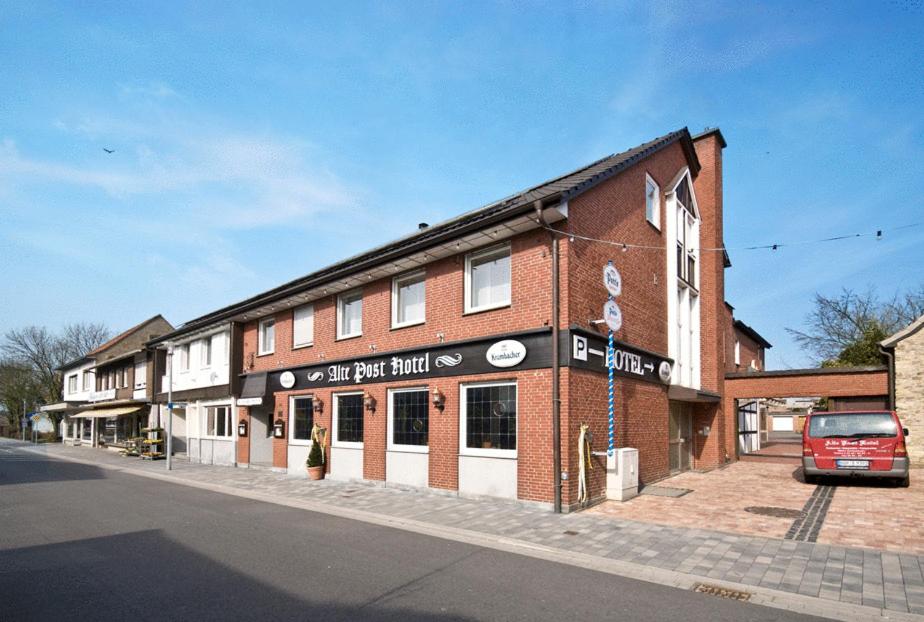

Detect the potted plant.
xmin=306 ymin=423 xmax=326 ymax=480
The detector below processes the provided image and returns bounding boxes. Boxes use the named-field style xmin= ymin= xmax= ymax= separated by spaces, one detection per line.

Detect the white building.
xmin=150 ymin=323 xmax=241 ymax=466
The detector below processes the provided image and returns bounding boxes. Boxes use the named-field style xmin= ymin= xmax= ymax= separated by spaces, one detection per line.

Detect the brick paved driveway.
xmin=591 ymin=462 xmax=924 ymax=555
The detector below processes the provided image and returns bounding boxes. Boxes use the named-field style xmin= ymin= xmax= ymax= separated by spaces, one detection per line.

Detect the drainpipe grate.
xmin=692 ymin=583 xmax=752 ymax=601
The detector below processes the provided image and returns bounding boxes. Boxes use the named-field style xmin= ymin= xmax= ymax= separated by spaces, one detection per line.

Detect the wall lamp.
xmin=431 ymin=387 xmax=445 ymax=412
xmin=363 ymin=391 xmax=377 ymax=413
xmin=313 ymin=398 xmax=324 ymax=414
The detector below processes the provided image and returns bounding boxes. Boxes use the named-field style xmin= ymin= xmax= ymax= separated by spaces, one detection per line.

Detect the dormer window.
xmin=645 ymin=174 xmax=660 ymax=230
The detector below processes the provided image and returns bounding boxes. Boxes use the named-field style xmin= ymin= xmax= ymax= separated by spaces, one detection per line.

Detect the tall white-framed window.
xmin=337 ymin=290 xmax=363 ymax=340
xmin=332 ymin=391 xmax=364 ymax=448
xmin=289 ymin=395 xmax=314 ymax=444
xmin=464 ymin=243 xmax=511 ymax=314
xmin=82 ymin=370 xmax=93 ymax=391
xmin=134 ymin=360 xmax=147 ymax=389
xmin=200 ymin=337 xmax=212 ymax=368
xmin=392 ymin=270 xmax=426 ymax=329
xmin=459 ymin=381 xmax=517 ymax=458
xmin=178 ymin=344 xmax=190 ymax=372
xmin=67 ymin=374 xmax=78 ymax=394
xmin=667 ymin=168 xmax=701 ymax=390
xmin=205 ymin=405 xmax=232 ymax=438
xmin=258 ymin=318 xmax=275 ymax=355
xmin=734 ymin=338 xmax=741 ymax=366
xmin=293 ymin=304 xmax=314 ymax=348
xmin=387 ymin=387 xmax=429 ymax=452
xmin=646 ymin=173 xmax=660 ymax=230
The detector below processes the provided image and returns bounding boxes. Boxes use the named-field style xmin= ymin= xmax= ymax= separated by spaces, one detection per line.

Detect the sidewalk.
xmin=9 ymin=439 xmax=924 ymax=621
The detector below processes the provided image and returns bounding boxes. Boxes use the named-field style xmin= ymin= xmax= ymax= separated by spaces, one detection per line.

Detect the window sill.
xmin=256 ymin=351 xmax=274 ymax=358
xmin=292 ymin=342 xmax=314 ymax=351
xmin=459 ymin=449 xmax=517 ymax=460
xmin=288 ymin=439 xmax=314 ymax=446
xmin=390 ymin=320 xmax=425 ymax=331
xmin=463 ymin=301 xmax=511 ymax=316
xmin=335 ymin=333 xmax=362 ymax=342
xmin=386 ymin=445 xmax=429 ymax=454
xmin=332 ymin=442 xmax=364 ymax=450
xmin=647 ymin=218 xmax=661 ymax=233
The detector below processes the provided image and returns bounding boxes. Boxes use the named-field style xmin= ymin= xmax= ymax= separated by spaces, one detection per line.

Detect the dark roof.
xmin=734 ymin=319 xmax=773 ymax=349
xmin=89 ymin=315 xmax=169 ymax=356
xmin=692 ymin=127 xmax=727 ymax=148
xmin=154 ymin=128 xmax=702 ymax=342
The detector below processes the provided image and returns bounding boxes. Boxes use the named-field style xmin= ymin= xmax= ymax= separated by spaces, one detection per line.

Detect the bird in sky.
xmin=103 ymin=148 xmax=115 ymax=154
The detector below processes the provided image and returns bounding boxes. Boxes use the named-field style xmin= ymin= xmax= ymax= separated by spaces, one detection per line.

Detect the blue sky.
xmin=1 ymin=2 xmax=921 ymax=369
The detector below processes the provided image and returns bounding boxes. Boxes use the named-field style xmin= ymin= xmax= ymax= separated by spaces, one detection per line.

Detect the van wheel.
xmin=899 ymin=476 xmax=910 ymax=488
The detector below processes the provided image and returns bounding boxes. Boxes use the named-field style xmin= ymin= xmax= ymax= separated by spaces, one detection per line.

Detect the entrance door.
xmin=668 ymin=403 xmax=693 ymax=473
xmin=249 ymin=407 xmax=274 ymax=467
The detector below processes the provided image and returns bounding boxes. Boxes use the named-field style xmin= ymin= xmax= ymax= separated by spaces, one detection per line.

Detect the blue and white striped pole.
xmin=607 ymin=322 xmax=615 ymax=458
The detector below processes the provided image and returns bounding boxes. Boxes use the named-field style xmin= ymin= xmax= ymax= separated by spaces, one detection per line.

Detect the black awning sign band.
xmin=568 ymin=329 xmax=672 ymax=385
xmin=267 ymin=331 xmax=553 ymax=393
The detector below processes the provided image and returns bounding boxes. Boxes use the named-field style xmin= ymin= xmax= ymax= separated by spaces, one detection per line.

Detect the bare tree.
xmin=1 ymin=323 xmax=112 ymax=403
xmin=788 ymin=285 xmax=924 ymax=366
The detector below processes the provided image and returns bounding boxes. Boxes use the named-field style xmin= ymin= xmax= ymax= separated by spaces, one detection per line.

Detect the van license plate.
xmin=836 ymin=460 xmax=869 ymax=469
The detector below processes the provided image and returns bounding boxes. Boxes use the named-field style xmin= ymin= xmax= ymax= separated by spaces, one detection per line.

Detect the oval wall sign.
xmin=603 ymin=263 xmax=622 ymax=297
xmin=486 ymin=340 xmax=527 ymax=368
xmin=279 ymin=371 xmax=296 ymax=389
xmin=658 ymin=361 xmax=673 ymax=383
xmin=603 ymin=299 xmax=623 ymax=332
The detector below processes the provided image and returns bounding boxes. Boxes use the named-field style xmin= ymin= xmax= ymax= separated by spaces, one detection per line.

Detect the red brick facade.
xmin=232 ymin=128 xmax=735 ymax=509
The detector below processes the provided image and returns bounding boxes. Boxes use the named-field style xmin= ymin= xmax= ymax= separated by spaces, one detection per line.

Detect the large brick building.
xmin=166 ymin=127 xmax=734 ymax=510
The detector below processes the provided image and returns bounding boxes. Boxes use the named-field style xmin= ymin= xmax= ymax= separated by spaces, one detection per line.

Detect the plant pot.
xmin=307 ymin=465 xmax=325 ymax=481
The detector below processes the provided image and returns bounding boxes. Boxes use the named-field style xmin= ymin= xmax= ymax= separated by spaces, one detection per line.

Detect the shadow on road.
xmin=0 ymin=454 xmax=107 ymax=487
xmin=0 ymin=530 xmax=475 ymax=621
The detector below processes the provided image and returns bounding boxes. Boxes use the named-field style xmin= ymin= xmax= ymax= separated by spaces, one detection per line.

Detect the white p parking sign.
xmin=573 ymin=335 xmax=588 ymax=361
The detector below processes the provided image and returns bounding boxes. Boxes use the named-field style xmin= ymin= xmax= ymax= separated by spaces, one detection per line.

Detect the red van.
xmin=802 ymin=410 xmax=910 ymax=487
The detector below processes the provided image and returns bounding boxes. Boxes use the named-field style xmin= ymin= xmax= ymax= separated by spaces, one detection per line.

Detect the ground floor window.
xmin=206 ymin=406 xmax=232 ymax=438
xmin=461 ymin=382 xmax=517 ymax=455
xmin=334 ymin=393 xmax=364 ymax=445
xmin=291 ymin=396 xmax=314 ymax=442
xmin=389 ymin=388 xmax=428 ymax=449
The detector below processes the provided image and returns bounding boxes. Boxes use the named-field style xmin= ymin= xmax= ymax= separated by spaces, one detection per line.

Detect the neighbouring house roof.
xmin=55 ymin=355 xmax=95 ymax=373
xmin=881 ymin=314 xmax=924 ymax=348
xmin=734 ymin=320 xmax=773 ymax=349
xmin=154 ymin=127 xmax=705 ymax=343
xmin=87 ymin=315 xmax=170 ymax=356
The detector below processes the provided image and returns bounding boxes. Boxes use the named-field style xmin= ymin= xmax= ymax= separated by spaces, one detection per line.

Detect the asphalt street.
xmin=0 ymin=444 xmax=829 ymax=621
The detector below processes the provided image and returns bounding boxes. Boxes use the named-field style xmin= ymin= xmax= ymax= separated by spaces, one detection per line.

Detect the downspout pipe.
xmin=880 ymin=345 xmax=895 ymax=410
xmin=536 ymin=201 xmax=562 ymax=514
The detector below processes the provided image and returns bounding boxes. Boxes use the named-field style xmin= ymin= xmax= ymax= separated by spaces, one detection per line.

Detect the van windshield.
xmin=808 ymin=413 xmax=897 ymax=438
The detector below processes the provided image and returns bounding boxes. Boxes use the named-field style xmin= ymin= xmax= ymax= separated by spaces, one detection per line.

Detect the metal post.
xmin=22 ymin=399 xmax=26 ymax=441
xmin=607 ymin=325 xmax=615 ymax=456
xmin=166 ymin=346 xmax=173 ymax=470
